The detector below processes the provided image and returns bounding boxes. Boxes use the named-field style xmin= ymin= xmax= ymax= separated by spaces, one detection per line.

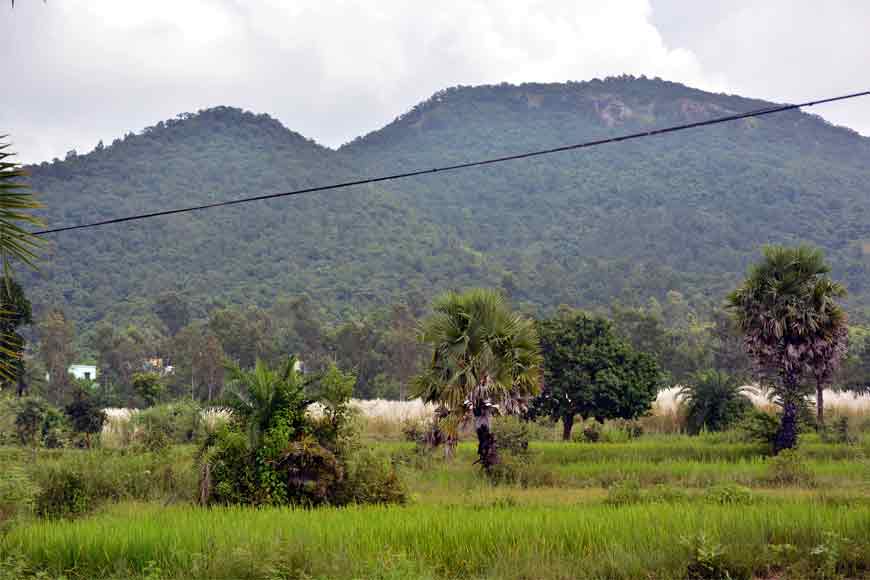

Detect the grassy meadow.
xmin=2 ymin=408 xmax=870 ymax=579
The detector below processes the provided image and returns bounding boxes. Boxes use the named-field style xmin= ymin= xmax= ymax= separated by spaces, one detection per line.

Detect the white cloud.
xmin=0 ymin=0 xmax=866 ymax=164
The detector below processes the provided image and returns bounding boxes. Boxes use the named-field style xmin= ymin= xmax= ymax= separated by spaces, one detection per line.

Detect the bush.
xmin=737 ymin=408 xmax=780 ymax=449
xmin=767 ymin=449 xmax=815 ymax=487
xmin=339 ymin=448 xmax=407 ymax=505
xmin=581 ymin=423 xmax=601 ymax=443
xmin=681 ymin=533 xmax=738 ymax=580
xmin=492 ymin=416 xmax=531 ymax=456
xmin=704 ymin=484 xmax=753 ymax=505
xmin=14 ymin=397 xmax=68 ymax=450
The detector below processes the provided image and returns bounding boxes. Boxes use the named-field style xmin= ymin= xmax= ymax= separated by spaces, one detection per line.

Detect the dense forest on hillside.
xmin=20 ymin=76 xmax=870 ymax=336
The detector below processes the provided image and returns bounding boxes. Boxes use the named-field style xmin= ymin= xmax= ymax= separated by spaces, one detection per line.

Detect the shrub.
xmin=737 ymin=408 xmax=780 ymax=449
xmin=704 ymin=484 xmax=753 ymax=505
xmin=491 ymin=416 xmax=530 ymax=456
xmin=134 ymin=401 xmax=205 ymax=447
xmin=681 ymin=533 xmax=737 ymax=580
xmin=14 ymin=397 xmax=67 ymax=450
xmin=767 ymin=449 xmax=815 ymax=486
xmin=581 ymin=423 xmax=601 ymax=443
xmin=339 ymin=448 xmax=407 ymax=505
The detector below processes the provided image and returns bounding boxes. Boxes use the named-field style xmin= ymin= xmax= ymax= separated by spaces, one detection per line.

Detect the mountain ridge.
xmin=20 ymin=76 xmax=870 ymax=330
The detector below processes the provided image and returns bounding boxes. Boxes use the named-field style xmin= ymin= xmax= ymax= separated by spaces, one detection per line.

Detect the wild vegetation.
xmin=1 ymin=78 xmax=870 ymax=578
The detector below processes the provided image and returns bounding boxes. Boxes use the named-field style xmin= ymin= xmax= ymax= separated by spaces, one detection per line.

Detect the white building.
xmin=68 ymin=364 xmax=97 ymax=381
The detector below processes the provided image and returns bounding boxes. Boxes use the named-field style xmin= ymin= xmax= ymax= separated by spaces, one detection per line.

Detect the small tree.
xmin=132 ymin=372 xmax=165 ymax=407
xmin=533 ymin=309 xmax=664 ymax=440
xmin=64 ymin=387 xmax=106 ymax=448
xmin=678 ymin=370 xmax=753 ymax=434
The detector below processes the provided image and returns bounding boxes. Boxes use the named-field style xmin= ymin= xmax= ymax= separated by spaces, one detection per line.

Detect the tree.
xmin=728 ymin=245 xmax=848 ymax=452
xmin=38 ymin=308 xmax=75 ymax=404
xmin=222 ymin=356 xmax=308 ymax=450
xmin=0 ymin=141 xmax=43 ymax=382
xmin=678 ymin=370 xmax=753 ymax=434
xmin=64 ymin=387 xmax=106 ymax=448
xmin=132 ymin=372 xmax=164 ymax=407
xmin=533 ymin=309 xmax=664 ymax=440
xmin=413 ymin=289 xmax=541 ymax=471
xmin=154 ymin=292 xmax=190 ymax=337
xmin=0 ymin=277 xmax=32 ymax=395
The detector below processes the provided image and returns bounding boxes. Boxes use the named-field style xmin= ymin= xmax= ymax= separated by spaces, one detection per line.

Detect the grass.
xmin=2 ymin=426 xmax=869 ymax=579
xmin=3 ymin=501 xmax=870 ymax=579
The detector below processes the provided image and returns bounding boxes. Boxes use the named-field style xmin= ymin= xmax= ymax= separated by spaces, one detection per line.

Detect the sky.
xmin=2 ymin=0 xmax=869 ymax=164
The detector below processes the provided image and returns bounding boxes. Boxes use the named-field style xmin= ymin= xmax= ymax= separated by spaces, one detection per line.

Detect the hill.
xmin=22 ymin=76 xmax=870 ymax=330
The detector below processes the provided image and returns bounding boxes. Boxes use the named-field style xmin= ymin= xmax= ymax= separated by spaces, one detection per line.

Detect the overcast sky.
xmin=2 ymin=0 xmax=869 ymax=164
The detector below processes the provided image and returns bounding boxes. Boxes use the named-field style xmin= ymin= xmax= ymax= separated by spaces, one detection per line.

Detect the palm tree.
xmin=677 ymin=370 xmax=753 ymax=435
xmin=413 ymin=289 xmax=541 ymax=471
xmin=727 ymin=246 xmax=848 ymax=452
xmin=0 ymin=140 xmax=43 ymax=383
xmin=222 ymin=356 xmax=308 ymax=449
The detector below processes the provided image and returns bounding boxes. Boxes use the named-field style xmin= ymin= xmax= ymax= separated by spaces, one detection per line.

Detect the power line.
xmin=33 ymin=89 xmax=870 ymax=236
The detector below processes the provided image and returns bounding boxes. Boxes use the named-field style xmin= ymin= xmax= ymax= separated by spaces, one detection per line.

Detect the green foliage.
xmin=490 ymin=416 xmax=531 ymax=457
xmin=533 ymin=309 xmax=664 ymax=440
xmin=681 ymin=533 xmax=736 ymax=580
xmin=22 ymin=78 xmax=870 ymax=361
xmin=728 ymin=245 xmax=848 ymax=453
xmin=767 ymin=449 xmax=815 ymax=486
xmin=414 ymin=288 xmax=541 ymax=470
xmin=63 ymin=389 xmax=105 ymax=447
xmin=679 ymin=370 xmax=753 ymax=435
xmin=703 ymin=484 xmax=752 ymax=505
xmin=737 ymin=408 xmax=781 ymax=448
xmin=202 ymin=357 xmax=406 ymax=507
xmin=131 ymin=372 xmax=165 ymax=407
xmin=0 ymin=465 xmax=38 ymax=532
xmin=14 ymin=398 xmax=66 ymax=450
xmin=132 ymin=401 xmax=205 ymax=447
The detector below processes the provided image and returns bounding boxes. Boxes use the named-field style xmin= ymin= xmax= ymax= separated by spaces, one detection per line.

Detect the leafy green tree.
xmin=728 ymin=246 xmax=848 ymax=452
xmin=413 ymin=289 xmax=541 ymax=470
xmin=678 ymin=370 xmax=753 ymax=434
xmin=64 ymin=387 xmax=106 ymax=448
xmin=132 ymin=372 xmax=165 ymax=407
xmin=533 ymin=309 xmax=664 ymax=440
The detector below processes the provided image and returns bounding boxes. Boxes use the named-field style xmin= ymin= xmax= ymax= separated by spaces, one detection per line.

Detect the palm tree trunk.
xmin=815 ymin=379 xmax=824 ymax=428
xmin=474 ymin=404 xmax=499 ymax=470
xmin=562 ymin=413 xmax=575 ymax=441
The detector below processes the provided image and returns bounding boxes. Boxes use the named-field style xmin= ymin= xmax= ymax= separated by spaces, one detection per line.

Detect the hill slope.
xmin=23 ymin=77 xmax=870 ymax=327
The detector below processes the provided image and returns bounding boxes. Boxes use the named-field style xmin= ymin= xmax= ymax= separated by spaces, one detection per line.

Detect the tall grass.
xmin=3 ymin=501 xmax=869 ymax=579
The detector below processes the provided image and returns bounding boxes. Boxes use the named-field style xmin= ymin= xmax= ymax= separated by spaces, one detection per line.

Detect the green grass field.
xmin=2 ymin=434 xmax=869 ymax=579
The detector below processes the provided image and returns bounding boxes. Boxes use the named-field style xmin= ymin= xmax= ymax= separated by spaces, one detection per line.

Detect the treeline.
xmin=21 ymin=287 xmax=870 ymax=409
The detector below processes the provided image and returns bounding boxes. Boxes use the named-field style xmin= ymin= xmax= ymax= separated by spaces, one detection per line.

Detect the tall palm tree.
xmin=0 ymin=140 xmax=43 ymax=383
xmin=727 ymin=246 xmax=847 ymax=452
xmin=413 ymin=289 xmax=541 ymax=470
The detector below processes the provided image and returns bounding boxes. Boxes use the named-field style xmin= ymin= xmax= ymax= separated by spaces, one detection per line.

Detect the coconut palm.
xmin=727 ymin=245 xmax=847 ymax=452
xmin=413 ymin=289 xmax=541 ymax=470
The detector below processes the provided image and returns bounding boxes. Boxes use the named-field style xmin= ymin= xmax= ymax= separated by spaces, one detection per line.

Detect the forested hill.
xmin=23 ymin=76 xmax=870 ymax=330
